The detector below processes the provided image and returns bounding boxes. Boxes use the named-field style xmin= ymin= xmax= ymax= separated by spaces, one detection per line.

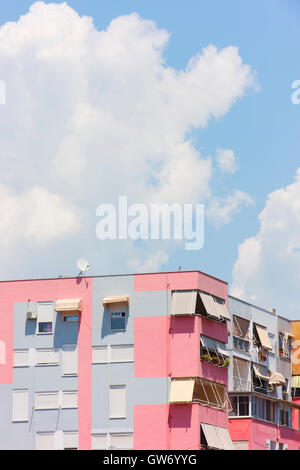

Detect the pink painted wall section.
xmin=134 ymin=316 xmax=169 ymax=377
xmin=134 ymin=271 xmax=227 ymax=300
xmin=229 ymin=418 xmax=300 ymax=450
xmin=199 ymin=317 xmax=228 ymax=343
xmin=228 ymin=418 xmax=252 ymax=449
xmin=292 ymin=398 xmax=300 ymax=430
xmin=0 ymin=278 xmax=92 ymax=450
xmin=134 ymin=404 xmax=169 ymax=450
xmin=169 ymin=404 xmax=200 ymax=450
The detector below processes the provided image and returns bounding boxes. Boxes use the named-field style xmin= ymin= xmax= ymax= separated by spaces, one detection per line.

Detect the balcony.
xmin=233 ymin=376 xmax=252 ymax=392
xmin=233 ymin=336 xmax=250 ymax=354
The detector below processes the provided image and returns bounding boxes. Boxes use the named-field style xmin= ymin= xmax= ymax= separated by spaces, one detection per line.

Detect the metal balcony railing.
xmin=233 ymin=336 xmax=250 ymax=354
xmin=233 ymin=376 xmax=252 ymax=392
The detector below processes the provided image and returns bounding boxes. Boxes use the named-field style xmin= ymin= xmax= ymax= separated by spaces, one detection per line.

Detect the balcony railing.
xmin=233 ymin=336 xmax=250 ymax=354
xmin=233 ymin=376 xmax=252 ymax=392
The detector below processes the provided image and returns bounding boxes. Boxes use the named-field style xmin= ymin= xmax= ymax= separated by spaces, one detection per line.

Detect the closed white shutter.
xmin=62 ymin=344 xmax=78 ymax=375
xmin=110 ymin=433 xmax=133 ymax=449
xmin=233 ymin=441 xmax=249 ymax=450
xmin=110 ymin=345 xmax=134 ymax=363
xmin=92 ymin=434 xmax=107 ymax=450
xmin=36 ymin=433 xmax=55 ymax=450
xmin=170 ymin=291 xmax=198 ymax=316
xmin=92 ymin=346 xmax=108 ymax=364
xmin=12 ymin=390 xmax=29 ymax=422
xmin=36 ymin=349 xmax=59 ymax=365
xmin=62 ymin=391 xmax=78 ymax=409
xmin=109 ymin=385 xmax=126 ymax=418
xmin=63 ymin=432 xmax=78 ymax=449
xmin=35 ymin=392 xmax=59 ymax=409
xmin=14 ymin=350 xmax=29 ymax=367
xmin=37 ymin=303 xmax=54 ymax=322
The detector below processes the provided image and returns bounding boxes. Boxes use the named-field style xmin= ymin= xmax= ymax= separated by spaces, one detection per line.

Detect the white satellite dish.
xmin=76 ymin=258 xmax=90 ymax=274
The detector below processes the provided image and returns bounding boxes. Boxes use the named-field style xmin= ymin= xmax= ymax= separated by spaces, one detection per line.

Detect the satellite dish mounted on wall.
xmin=76 ymin=258 xmax=90 ymax=276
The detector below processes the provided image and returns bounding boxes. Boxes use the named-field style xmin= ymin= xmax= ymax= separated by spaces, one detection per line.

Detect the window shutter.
xmin=110 ymin=345 xmax=134 ymax=363
xmin=62 ymin=391 xmax=78 ymax=409
xmin=62 ymin=344 xmax=78 ymax=375
xmin=12 ymin=390 xmax=29 ymax=422
xmin=92 ymin=346 xmax=108 ymax=364
xmin=36 ymin=433 xmax=55 ymax=450
xmin=109 ymin=385 xmax=126 ymax=418
xmin=92 ymin=434 xmax=107 ymax=450
xmin=110 ymin=433 xmax=133 ymax=449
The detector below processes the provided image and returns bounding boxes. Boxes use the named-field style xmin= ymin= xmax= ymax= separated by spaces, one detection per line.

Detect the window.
xmin=229 ymin=396 xmax=250 ymax=417
xmin=266 ymin=400 xmax=276 ymax=422
xmin=37 ymin=302 xmax=54 ymax=334
xmin=279 ymin=406 xmax=291 ymax=427
xmin=14 ymin=350 xmax=29 ymax=367
xmin=36 ymin=433 xmax=55 ymax=450
xmin=63 ymin=432 xmax=78 ymax=450
xmin=111 ymin=312 xmax=126 ymax=331
xmin=109 ymin=385 xmax=126 ymax=418
xmin=92 ymin=434 xmax=107 ymax=450
xmin=200 ymin=336 xmax=229 ymax=368
xmin=110 ymin=345 xmax=134 ymax=363
xmin=279 ymin=333 xmax=291 ymax=358
xmin=252 ymin=397 xmax=277 ymax=423
xmin=12 ymin=390 xmax=29 ymax=422
xmin=36 ymin=348 xmax=59 ymax=366
xmin=92 ymin=346 xmax=108 ymax=364
xmin=170 ymin=291 xmax=229 ymax=322
xmin=62 ymin=344 xmax=78 ymax=376
xmin=110 ymin=433 xmax=133 ymax=450
xmin=253 ymin=324 xmax=272 ymax=351
xmin=63 ymin=316 xmax=79 ymax=322
xmin=35 ymin=392 xmax=59 ymax=410
xmin=233 ymin=316 xmax=249 ymax=339
xmin=62 ymin=391 xmax=77 ymax=409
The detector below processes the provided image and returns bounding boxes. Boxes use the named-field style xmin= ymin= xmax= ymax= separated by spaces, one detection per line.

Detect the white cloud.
xmin=207 ymin=190 xmax=254 ymax=227
xmin=0 ymin=2 xmax=256 ymax=277
xmin=215 ymin=147 xmax=238 ymax=173
xmin=129 ymin=249 xmax=169 ymax=273
xmin=0 ymin=185 xmax=80 ymax=246
xmin=231 ymin=169 xmax=300 ymax=318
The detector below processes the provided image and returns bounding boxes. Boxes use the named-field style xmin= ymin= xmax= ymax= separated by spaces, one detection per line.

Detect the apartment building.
xmin=0 ymin=270 xmax=234 ymax=450
xmin=228 ymin=296 xmax=300 ymax=450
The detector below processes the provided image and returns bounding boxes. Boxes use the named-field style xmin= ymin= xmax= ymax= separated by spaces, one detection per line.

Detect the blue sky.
xmin=0 ymin=0 xmax=299 ymax=316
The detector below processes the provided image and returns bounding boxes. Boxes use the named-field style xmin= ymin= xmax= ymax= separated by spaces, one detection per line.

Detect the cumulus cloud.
xmin=215 ymin=147 xmax=238 ymax=173
xmin=207 ymin=190 xmax=254 ymax=227
xmin=0 ymin=185 xmax=80 ymax=245
xmin=0 ymin=1 xmax=255 ymax=277
xmin=129 ymin=249 xmax=169 ymax=273
xmin=231 ymin=169 xmax=300 ymax=318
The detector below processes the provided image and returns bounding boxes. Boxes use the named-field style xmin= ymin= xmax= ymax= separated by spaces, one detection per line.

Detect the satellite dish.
xmin=76 ymin=258 xmax=90 ymax=274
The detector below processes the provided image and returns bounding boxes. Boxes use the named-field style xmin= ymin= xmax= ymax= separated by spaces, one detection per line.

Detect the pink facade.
xmin=229 ymin=418 xmax=300 ymax=450
xmin=133 ymin=271 xmax=230 ymax=450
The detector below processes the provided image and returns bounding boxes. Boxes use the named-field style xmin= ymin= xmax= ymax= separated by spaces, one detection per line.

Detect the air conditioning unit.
xmin=26 ymin=310 xmax=37 ymax=320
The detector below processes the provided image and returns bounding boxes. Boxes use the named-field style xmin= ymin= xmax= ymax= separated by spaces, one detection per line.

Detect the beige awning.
xmin=170 ymin=291 xmax=198 ymax=316
xmin=255 ymin=325 xmax=272 ymax=350
xmin=216 ymin=426 xmax=234 ymax=450
xmin=169 ymin=379 xmax=195 ymax=404
xmin=200 ymin=293 xmax=221 ymax=320
xmin=253 ymin=363 xmax=269 ymax=381
xmin=214 ymin=300 xmax=231 ymax=321
xmin=292 ymin=376 xmax=300 ymax=388
xmin=55 ymin=298 xmax=82 ymax=312
xmin=201 ymin=423 xmax=221 ymax=449
xmin=269 ymin=371 xmax=286 ymax=386
xmin=102 ymin=296 xmax=129 ymax=305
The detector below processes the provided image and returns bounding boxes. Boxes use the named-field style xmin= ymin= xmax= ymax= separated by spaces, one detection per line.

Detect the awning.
xmin=253 ymin=363 xmax=269 ymax=381
xmin=292 ymin=376 xmax=300 ymax=388
xmin=215 ymin=341 xmax=229 ymax=357
xmin=216 ymin=426 xmax=234 ymax=450
xmin=55 ymin=298 xmax=82 ymax=312
xmin=170 ymin=291 xmax=198 ymax=316
xmin=200 ymin=335 xmax=217 ymax=351
xmin=199 ymin=293 xmax=221 ymax=320
xmin=284 ymin=332 xmax=294 ymax=341
xmin=214 ymin=300 xmax=231 ymax=321
xmin=255 ymin=325 xmax=272 ymax=350
xmin=169 ymin=379 xmax=195 ymax=404
xmin=201 ymin=424 xmax=234 ymax=450
xmin=102 ymin=296 xmax=129 ymax=305
xmin=269 ymin=371 xmax=286 ymax=386
xmin=201 ymin=423 xmax=221 ymax=449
